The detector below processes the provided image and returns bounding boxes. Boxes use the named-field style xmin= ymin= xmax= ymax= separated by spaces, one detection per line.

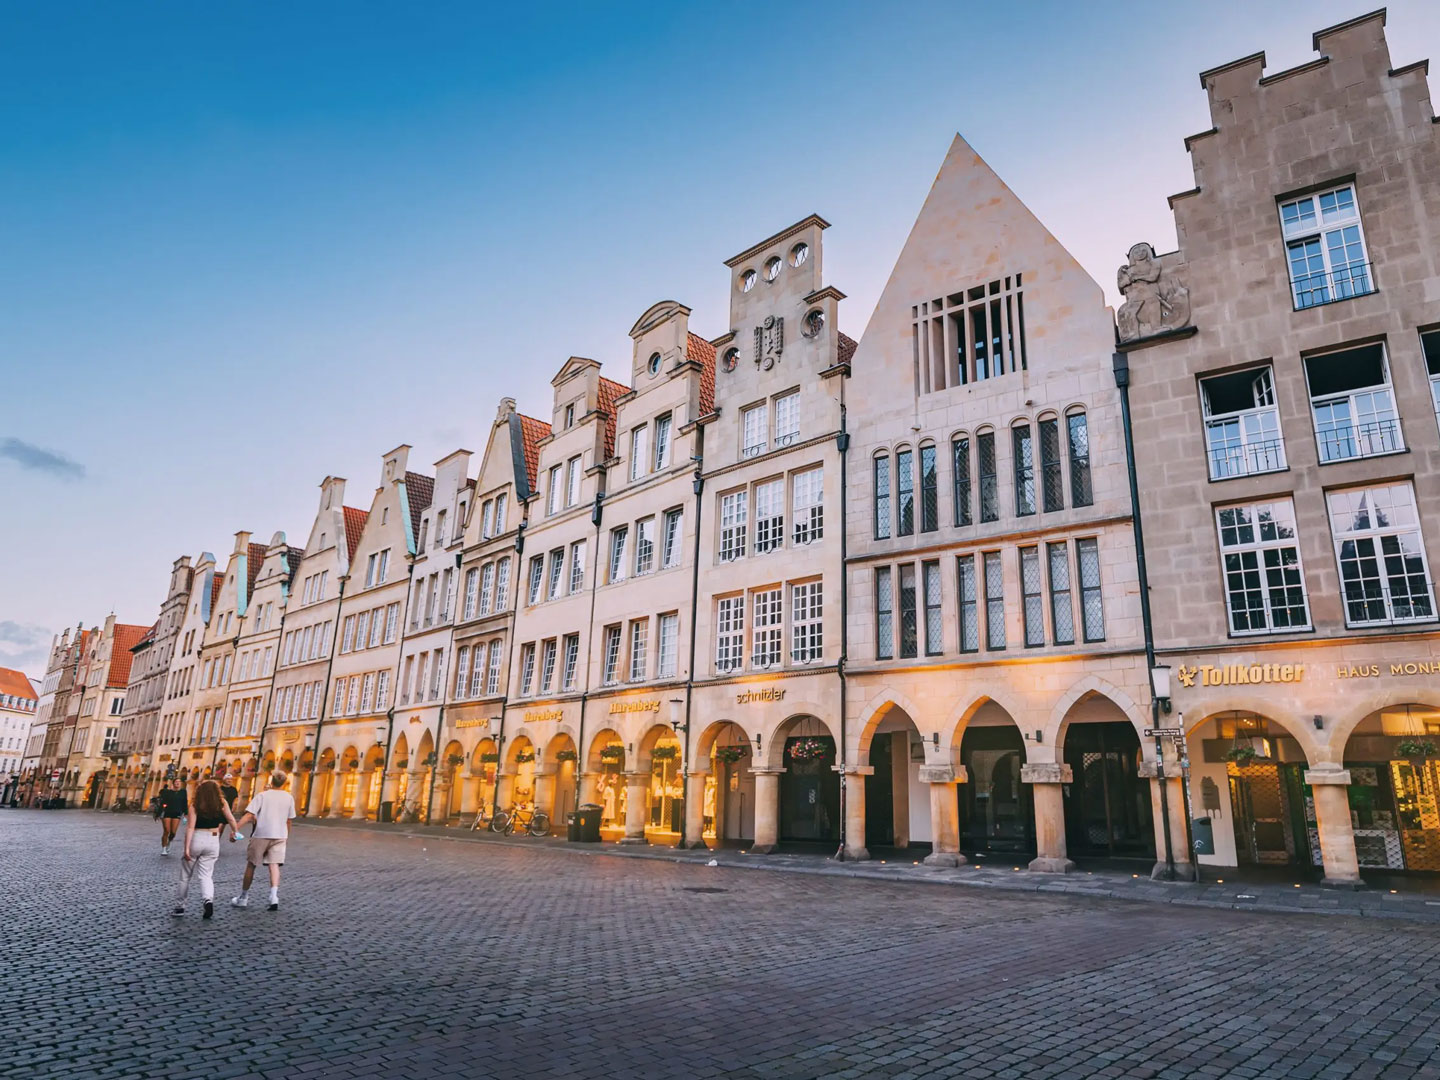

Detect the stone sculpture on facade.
xmin=754 ymin=315 xmax=783 ymax=370
xmin=1116 ymin=242 xmax=1191 ymax=342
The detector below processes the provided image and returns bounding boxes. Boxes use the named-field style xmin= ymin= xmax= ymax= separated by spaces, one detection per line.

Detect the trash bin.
xmin=379 ymin=800 xmax=394 ymax=823
xmin=1191 ymin=816 xmax=1215 ymax=856
xmin=572 ymin=803 xmax=602 ymax=843
xmin=566 ymin=812 xmax=580 ymax=842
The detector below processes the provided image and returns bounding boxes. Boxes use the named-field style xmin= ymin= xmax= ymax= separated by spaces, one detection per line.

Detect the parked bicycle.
xmin=468 ymin=806 xmax=493 ymax=831
xmin=488 ymin=805 xmax=551 ymax=837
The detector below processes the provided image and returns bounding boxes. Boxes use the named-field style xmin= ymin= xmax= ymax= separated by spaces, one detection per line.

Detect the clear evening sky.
xmin=5 ymin=2 xmax=1438 ymax=677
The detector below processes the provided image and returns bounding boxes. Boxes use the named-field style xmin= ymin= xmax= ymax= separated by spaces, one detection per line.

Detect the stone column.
xmin=620 ymin=771 xmax=649 ymax=844
xmin=578 ymin=771 xmax=600 ymax=808
xmin=684 ymin=770 xmax=709 ymax=848
xmin=841 ymin=766 xmax=872 ymax=861
xmin=327 ymin=771 xmax=346 ymax=818
xmin=1022 ymin=763 xmax=1075 ymax=874
xmin=1140 ymin=761 xmax=1194 ymax=881
xmin=351 ymin=770 xmax=371 ymax=820
xmin=495 ymin=771 xmax=515 ymax=813
xmin=751 ymin=767 xmax=783 ymax=854
xmin=1306 ymin=767 xmax=1362 ymax=888
xmin=921 ymin=764 xmax=967 ymax=867
xmin=533 ymin=769 xmax=557 ymax=824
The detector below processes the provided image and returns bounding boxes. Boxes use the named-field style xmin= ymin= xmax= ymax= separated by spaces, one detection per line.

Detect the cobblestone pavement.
xmin=5 ymin=811 xmax=1440 ymax=1080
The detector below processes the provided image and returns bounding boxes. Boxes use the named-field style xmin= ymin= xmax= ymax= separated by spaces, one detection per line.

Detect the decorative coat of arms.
xmin=754 ymin=315 xmax=783 ymax=370
xmin=1116 ymin=242 xmax=1191 ymax=343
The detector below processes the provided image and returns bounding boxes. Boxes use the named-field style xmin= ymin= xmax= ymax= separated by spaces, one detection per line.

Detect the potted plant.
xmin=555 ymin=748 xmax=578 ymax=763
xmin=394 ymin=758 xmax=409 ymax=770
xmin=1225 ymin=745 xmax=1259 ymax=764
xmin=714 ymin=745 xmax=748 ymax=765
xmin=1397 ymin=739 xmax=1438 ymax=760
xmin=423 ymin=752 xmax=438 ymax=768
xmin=515 ymin=749 xmax=535 ymax=764
xmin=600 ymin=744 xmax=625 ymax=764
xmin=787 ymin=738 xmax=830 ymax=762
xmin=447 ymin=753 xmax=465 ymax=768
xmin=479 ymin=752 xmax=500 ymax=764
xmin=650 ymin=745 xmax=679 ymax=762
xmin=320 ymin=760 xmax=335 ymax=772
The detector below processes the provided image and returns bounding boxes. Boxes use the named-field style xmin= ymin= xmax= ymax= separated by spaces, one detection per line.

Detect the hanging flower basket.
xmin=1397 ymin=739 xmax=1438 ymax=759
xmin=554 ymin=748 xmax=577 ymax=763
xmin=447 ymin=753 xmax=465 ymax=768
xmin=599 ymin=745 xmax=625 ymax=763
xmin=787 ymin=738 xmax=831 ymax=762
xmin=514 ymin=750 xmax=535 ymax=764
xmin=650 ymin=745 xmax=679 ymax=762
xmin=478 ymin=752 xmax=500 ymax=764
xmin=714 ymin=745 xmax=749 ymax=765
xmin=320 ymin=760 xmax=335 ymax=772
xmin=394 ymin=758 xmax=409 ymax=770
xmin=1225 ymin=745 xmax=1259 ymax=764
xmin=423 ymin=752 xmax=438 ymax=767
xmin=347 ymin=760 xmax=360 ymax=772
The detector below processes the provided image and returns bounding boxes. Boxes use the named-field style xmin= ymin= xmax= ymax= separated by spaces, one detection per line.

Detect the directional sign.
xmin=1144 ymin=727 xmax=1183 ymax=738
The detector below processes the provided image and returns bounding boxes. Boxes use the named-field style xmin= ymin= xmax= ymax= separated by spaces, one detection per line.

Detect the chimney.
xmin=234 ymin=530 xmax=252 ymax=554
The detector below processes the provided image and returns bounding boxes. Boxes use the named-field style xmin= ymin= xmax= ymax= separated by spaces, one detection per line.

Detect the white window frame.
xmin=1201 ymin=366 xmax=1286 ymax=480
xmin=1279 ymin=183 xmax=1373 ymax=309
xmin=1327 ymin=482 xmax=1437 ymax=627
xmin=751 ymin=587 xmax=782 ymax=669
xmin=792 ymin=467 xmax=823 ymax=545
xmin=715 ymin=596 xmax=745 ymax=673
xmin=719 ymin=490 xmax=748 ymax=562
xmin=742 ymin=404 xmax=767 ymax=458
xmin=790 ymin=581 xmax=823 ymax=664
xmin=1215 ymin=500 xmax=1312 ymax=635
xmin=656 ymin=613 xmax=678 ymax=679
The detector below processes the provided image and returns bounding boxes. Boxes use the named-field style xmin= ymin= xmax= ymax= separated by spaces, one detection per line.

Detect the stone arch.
xmin=694 ymin=718 xmax=754 ymax=769
xmin=1048 ymin=676 xmax=1144 ymax=750
xmin=1182 ymin=703 xmax=1320 ymax=765
xmin=757 ymin=704 xmax=836 ymax=769
xmin=415 ymin=730 xmax=436 ymax=767
xmin=1332 ymin=693 xmax=1440 ymax=760
xmin=856 ymin=694 xmax=925 ymax=767
xmin=543 ymin=730 xmax=577 ymax=763
xmin=585 ymin=727 xmax=624 ymax=772
xmin=391 ymin=731 xmax=412 ymax=770
xmin=944 ymin=691 xmax=1030 ymax=752
xmin=505 ymin=731 xmax=534 ymax=768
xmin=471 ymin=737 xmax=499 ymax=771
xmin=636 ymin=723 xmax=680 ymax=771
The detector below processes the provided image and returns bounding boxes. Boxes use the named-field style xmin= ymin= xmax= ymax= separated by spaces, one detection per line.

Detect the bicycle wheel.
xmin=489 ymin=810 xmax=510 ymax=833
xmin=503 ymin=814 xmax=518 ymax=836
xmin=528 ymin=812 xmax=550 ymax=837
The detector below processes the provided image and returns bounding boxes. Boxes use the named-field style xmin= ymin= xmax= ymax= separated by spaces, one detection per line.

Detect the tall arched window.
xmin=873 ymin=454 xmax=891 ymax=540
xmin=1038 ymin=413 xmax=1063 ymax=512
xmin=1066 ymin=409 xmax=1092 ymax=507
xmin=919 ymin=442 xmax=938 ymax=533
xmin=952 ymin=433 xmax=972 ymax=527
xmin=976 ymin=428 xmax=998 ymax=523
xmin=1012 ymin=421 xmax=1035 ymax=517
xmin=896 ymin=445 xmax=915 ymax=537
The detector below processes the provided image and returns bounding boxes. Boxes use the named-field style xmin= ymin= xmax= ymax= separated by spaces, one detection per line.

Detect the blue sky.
xmin=4 ymin=2 xmax=1438 ymax=676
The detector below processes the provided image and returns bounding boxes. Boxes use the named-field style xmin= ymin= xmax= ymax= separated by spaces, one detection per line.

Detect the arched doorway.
xmin=638 ymin=725 xmax=683 ymax=844
xmin=1188 ymin=710 xmax=1312 ymax=868
xmin=314 ymin=748 xmax=336 ymax=815
xmin=543 ymin=733 xmax=579 ymax=827
xmin=958 ymin=702 xmax=1033 ymax=858
xmin=776 ymin=715 xmax=839 ymax=845
xmin=587 ymin=729 xmax=625 ymax=836
xmin=861 ymin=705 xmax=927 ymax=853
xmin=338 ymin=747 xmax=360 ymax=815
xmin=1058 ymin=693 xmax=1152 ymax=860
xmin=361 ymin=743 xmax=385 ymax=819
xmin=699 ymin=721 xmax=753 ymax=845
xmin=1342 ymin=702 xmax=1440 ymax=872
xmin=390 ymin=733 xmax=412 ymax=813
xmin=505 ymin=735 xmax=536 ymax=813
xmin=413 ymin=731 xmax=436 ymax=820
xmin=439 ymin=739 xmax=466 ymax=820
xmin=471 ymin=739 xmax=499 ymax=816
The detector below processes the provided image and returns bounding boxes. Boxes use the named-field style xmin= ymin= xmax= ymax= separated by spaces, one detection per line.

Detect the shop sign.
xmin=523 ymin=708 xmax=564 ymax=723
xmin=609 ymin=700 xmax=660 ymax=715
xmin=736 ymin=687 xmax=785 ymax=704
xmin=1177 ymin=663 xmax=1304 ymax=687
xmin=454 ymin=718 xmax=492 ymax=730
xmin=1337 ymin=660 xmax=1440 ymax=679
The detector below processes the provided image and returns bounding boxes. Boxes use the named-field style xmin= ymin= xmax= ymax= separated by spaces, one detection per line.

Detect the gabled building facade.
xmin=65 ymin=615 xmax=150 ymax=807
xmin=0 ymin=668 xmax=39 ymax=803
xmin=150 ymin=552 xmax=218 ymax=790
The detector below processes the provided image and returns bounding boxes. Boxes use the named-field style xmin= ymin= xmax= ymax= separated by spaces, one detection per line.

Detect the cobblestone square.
xmin=5 ymin=811 xmax=1440 ymax=1079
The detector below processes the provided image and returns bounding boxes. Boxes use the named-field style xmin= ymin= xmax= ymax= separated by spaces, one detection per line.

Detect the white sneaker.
xmin=230 ymin=895 xmax=248 ymax=908
xmin=161 ymin=847 xmax=169 ymax=856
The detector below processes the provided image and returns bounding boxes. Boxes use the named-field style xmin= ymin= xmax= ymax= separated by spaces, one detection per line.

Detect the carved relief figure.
xmin=754 ymin=315 xmax=784 ymax=370
xmin=1116 ymin=243 xmax=1191 ymax=342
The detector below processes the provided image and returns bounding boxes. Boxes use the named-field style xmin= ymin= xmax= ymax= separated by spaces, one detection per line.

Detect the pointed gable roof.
xmin=404 ymin=471 xmax=435 ymax=546
xmin=209 ymin=575 xmax=224 ymax=614
xmin=106 ymin=623 xmax=152 ymax=687
xmin=246 ymin=542 xmax=268 ymax=598
xmin=343 ymin=506 xmax=369 ymax=567
xmin=686 ymin=331 xmax=716 ymax=414
xmin=597 ymin=376 xmax=629 ymax=459
xmin=838 ymin=331 xmax=858 ymax=368
xmin=0 ymin=666 xmax=38 ymax=702
xmin=517 ymin=414 xmax=551 ymax=495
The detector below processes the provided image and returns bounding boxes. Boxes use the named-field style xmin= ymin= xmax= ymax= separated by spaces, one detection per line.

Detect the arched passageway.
xmin=1058 ymin=692 xmax=1152 ymax=860
xmin=958 ymin=702 xmax=1033 ymax=859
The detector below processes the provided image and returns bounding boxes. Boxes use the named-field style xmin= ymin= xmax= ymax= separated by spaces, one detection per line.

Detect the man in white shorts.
xmin=231 ymin=770 xmax=296 ymax=912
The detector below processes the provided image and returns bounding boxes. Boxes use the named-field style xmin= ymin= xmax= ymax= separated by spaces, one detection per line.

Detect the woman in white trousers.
xmin=173 ymin=778 xmax=240 ymax=920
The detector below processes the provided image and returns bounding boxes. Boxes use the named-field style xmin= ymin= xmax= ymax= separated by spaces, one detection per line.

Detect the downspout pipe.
xmin=836 ymin=407 xmax=850 ymax=862
xmin=568 ymin=491 xmax=605 ymax=823
xmin=680 ymin=446 xmax=705 ymax=849
xmin=381 ymin=560 xmax=419 ymax=820
xmin=491 ymin=521 xmax=529 ymax=818
xmin=1113 ymin=351 xmax=1179 ymax=882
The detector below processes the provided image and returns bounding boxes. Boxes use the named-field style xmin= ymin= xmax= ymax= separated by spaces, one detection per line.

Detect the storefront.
xmin=1061 ymin=721 xmax=1152 ymax=859
xmin=780 ymin=724 xmax=839 ymax=845
xmin=959 ymin=721 xmax=1033 ymax=857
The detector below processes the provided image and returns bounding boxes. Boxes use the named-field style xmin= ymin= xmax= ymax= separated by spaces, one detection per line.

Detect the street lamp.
xmin=1151 ymin=664 xmax=1173 ymax=714
xmin=373 ymin=724 xmax=387 ymax=748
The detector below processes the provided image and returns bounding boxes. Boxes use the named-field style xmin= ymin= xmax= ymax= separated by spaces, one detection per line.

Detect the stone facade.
xmin=148 ymin=553 xmax=218 ymax=790
xmin=1121 ymin=11 xmax=1440 ymax=882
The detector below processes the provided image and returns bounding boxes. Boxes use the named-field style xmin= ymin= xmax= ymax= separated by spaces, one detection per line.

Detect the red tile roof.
xmin=106 ymin=623 xmax=152 ymax=688
xmin=404 ymin=471 xmax=435 ymax=547
xmin=209 ymin=574 xmax=223 ymax=613
xmin=246 ymin=542 xmax=267 ymax=599
xmin=597 ymin=376 xmax=629 ymax=459
xmin=342 ymin=506 xmax=369 ymax=568
xmin=838 ymin=332 xmax=858 ymax=368
xmin=284 ymin=547 xmax=302 ymax=580
xmin=0 ymin=666 xmax=37 ymax=702
xmin=686 ymin=332 xmax=716 ymax=415
xmin=517 ymin=413 xmax=551 ymax=492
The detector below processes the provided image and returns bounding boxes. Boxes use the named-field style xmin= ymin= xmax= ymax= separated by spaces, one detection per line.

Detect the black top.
xmin=159 ymin=788 xmax=188 ymax=816
xmin=194 ymin=809 xmax=227 ymax=830
xmin=219 ymin=784 xmax=239 ymax=807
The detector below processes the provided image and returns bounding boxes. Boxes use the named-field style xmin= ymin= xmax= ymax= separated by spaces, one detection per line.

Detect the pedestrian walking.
xmin=158 ymin=777 xmax=187 ymax=856
xmin=215 ymin=770 xmax=240 ymax=840
xmin=231 ymin=770 xmax=296 ymax=912
xmin=172 ymin=779 xmax=241 ymax=920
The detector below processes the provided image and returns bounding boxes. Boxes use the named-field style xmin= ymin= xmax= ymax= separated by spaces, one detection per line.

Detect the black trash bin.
xmin=379 ymin=800 xmax=394 ymax=823
xmin=572 ymin=803 xmax=602 ymax=843
xmin=566 ymin=812 xmax=580 ymax=842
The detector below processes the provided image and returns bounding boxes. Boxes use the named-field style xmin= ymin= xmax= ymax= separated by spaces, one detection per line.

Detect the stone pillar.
xmin=841 ymin=766 xmax=873 ymax=861
xmin=684 ymin=770 xmax=709 ymax=848
xmin=578 ymin=771 xmax=600 ymax=808
xmin=533 ymin=770 xmax=556 ymax=824
xmin=1140 ymin=761 xmax=1195 ymax=881
xmin=921 ymin=764 xmax=967 ymax=867
xmin=433 ymin=775 xmax=452 ymax=821
xmin=327 ymin=771 xmax=346 ymax=817
xmin=620 ymin=772 xmax=649 ymax=844
xmin=1306 ymin=767 xmax=1362 ymax=889
xmin=1022 ymin=763 xmax=1075 ymax=874
xmin=751 ymin=767 xmax=783 ymax=854
xmin=351 ymin=770 xmax=371 ymax=820
xmin=496 ymin=771 xmax=515 ymax=812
